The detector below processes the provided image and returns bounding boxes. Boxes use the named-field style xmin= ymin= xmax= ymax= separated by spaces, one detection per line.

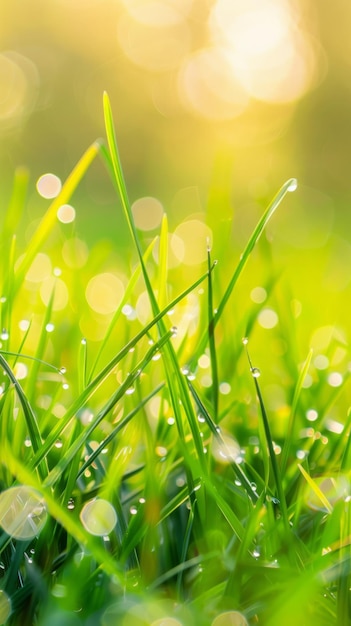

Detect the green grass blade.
xmin=88 ymin=236 xmax=157 ymax=381
xmin=158 ymin=214 xmax=168 ymax=310
xmin=281 ymin=348 xmax=314 ymax=475
xmin=207 ymin=247 xmax=219 ymax=419
xmin=0 ymin=353 xmax=48 ymax=481
xmin=77 ymin=383 xmax=164 ymax=478
xmin=192 ymin=178 xmax=297 ymax=362
xmin=246 ymin=348 xmax=290 ymax=531
xmin=26 ymin=269 xmax=209 ymax=474
xmin=43 ymin=330 xmax=173 ymax=488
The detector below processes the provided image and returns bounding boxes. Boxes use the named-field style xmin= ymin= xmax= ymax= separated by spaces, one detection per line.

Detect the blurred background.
xmin=1 ymin=0 xmax=351 ymax=411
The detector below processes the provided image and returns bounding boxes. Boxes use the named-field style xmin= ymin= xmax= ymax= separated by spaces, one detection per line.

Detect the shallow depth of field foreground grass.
xmin=0 ymin=94 xmax=350 ymax=626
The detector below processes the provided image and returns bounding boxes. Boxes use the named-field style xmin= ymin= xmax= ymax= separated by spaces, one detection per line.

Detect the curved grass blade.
xmin=88 ymin=236 xmax=157 ymax=381
xmin=245 ymin=347 xmax=290 ymax=532
xmin=0 ymin=353 xmax=48 ymax=481
xmin=298 ymin=463 xmax=333 ymax=514
xmin=207 ymin=246 xmax=219 ymax=419
xmin=158 ymin=214 xmax=168 ymax=310
xmin=103 ymin=92 xmax=209 ymax=480
xmin=14 ymin=141 xmax=101 ymax=291
xmin=193 ymin=178 xmax=297 ymax=361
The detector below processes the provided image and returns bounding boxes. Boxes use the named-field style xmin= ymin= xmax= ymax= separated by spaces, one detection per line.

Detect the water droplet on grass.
xmin=59 ymin=367 xmax=66 ymax=375
xmin=251 ymin=367 xmax=261 ymax=378
xmin=0 ymin=486 xmax=47 ymax=540
xmin=126 ymin=387 xmax=135 ymax=395
xmin=46 ymin=323 xmax=55 ymax=333
xmin=242 ymin=337 xmax=249 ymax=345
xmin=80 ymin=499 xmax=117 ymax=536
xmin=130 ymin=506 xmax=138 ymax=515
xmin=287 ymin=178 xmax=298 ymax=192
xmin=67 ymin=498 xmax=75 ymax=510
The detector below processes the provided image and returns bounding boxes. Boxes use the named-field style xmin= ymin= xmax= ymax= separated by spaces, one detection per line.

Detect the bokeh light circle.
xmin=132 ymin=196 xmax=164 ymax=231
xmin=85 ymin=273 xmax=125 ymax=315
xmin=173 ymin=219 xmax=212 ymax=266
xmin=57 ymin=204 xmax=76 ymax=224
xmin=36 ymin=173 xmax=62 ymax=199
xmin=80 ymin=499 xmax=117 ymax=536
xmin=0 ymin=486 xmax=47 ymax=540
xmin=211 ymin=611 xmax=249 ymax=626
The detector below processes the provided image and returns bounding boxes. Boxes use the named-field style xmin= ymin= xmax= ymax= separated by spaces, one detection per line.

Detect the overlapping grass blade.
xmin=27 ymin=268 xmax=210 ymax=474
xmin=43 ymin=329 xmax=174 ymax=488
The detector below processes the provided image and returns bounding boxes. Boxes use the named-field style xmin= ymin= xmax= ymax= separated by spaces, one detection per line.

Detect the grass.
xmin=0 ymin=93 xmax=350 ymax=626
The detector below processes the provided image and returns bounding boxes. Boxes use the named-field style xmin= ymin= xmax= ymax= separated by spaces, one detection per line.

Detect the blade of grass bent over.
xmin=193 ymin=178 xmax=297 ymax=362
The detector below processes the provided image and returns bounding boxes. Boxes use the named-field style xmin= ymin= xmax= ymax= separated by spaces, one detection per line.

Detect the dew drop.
xmin=67 ymin=498 xmax=75 ymax=510
xmin=251 ymin=367 xmax=261 ymax=378
xmin=126 ymin=387 xmax=135 ymax=395
xmin=80 ymin=499 xmax=117 ymax=536
xmin=242 ymin=337 xmax=249 ymax=345
xmin=171 ymin=326 xmax=178 ymax=336
xmin=81 ymin=338 xmax=87 ymax=345
xmin=62 ymin=383 xmax=69 ymax=390
xmin=198 ymin=414 xmax=206 ymax=423
xmin=287 ymin=178 xmax=298 ymax=192
xmin=59 ymin=367 xmax=66 ymax=375
xmin=130 ymin=506 xmax=138 ymax=515
xmin=0 ymin=329 xmax=9 ymax=341
xmin=0 ymin=486 xmax=47 ymax=540
xmin=46 ymin=323 xmax=55 ymax=333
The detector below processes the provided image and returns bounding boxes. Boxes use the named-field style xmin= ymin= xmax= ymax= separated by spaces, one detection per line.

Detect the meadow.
xmin=0 ymin=93 xmax=350 ymax=626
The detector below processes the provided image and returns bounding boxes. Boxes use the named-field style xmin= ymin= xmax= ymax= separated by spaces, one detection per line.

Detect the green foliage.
xmin=0 ymin=95 xmax=349 ymax=626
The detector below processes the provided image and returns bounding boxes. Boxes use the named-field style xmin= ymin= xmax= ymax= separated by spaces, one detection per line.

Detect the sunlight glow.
xmin=131 ymin=196 xmax=164 ymax=230
xmin=209 ymin=0 xmax=318 ymax=105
